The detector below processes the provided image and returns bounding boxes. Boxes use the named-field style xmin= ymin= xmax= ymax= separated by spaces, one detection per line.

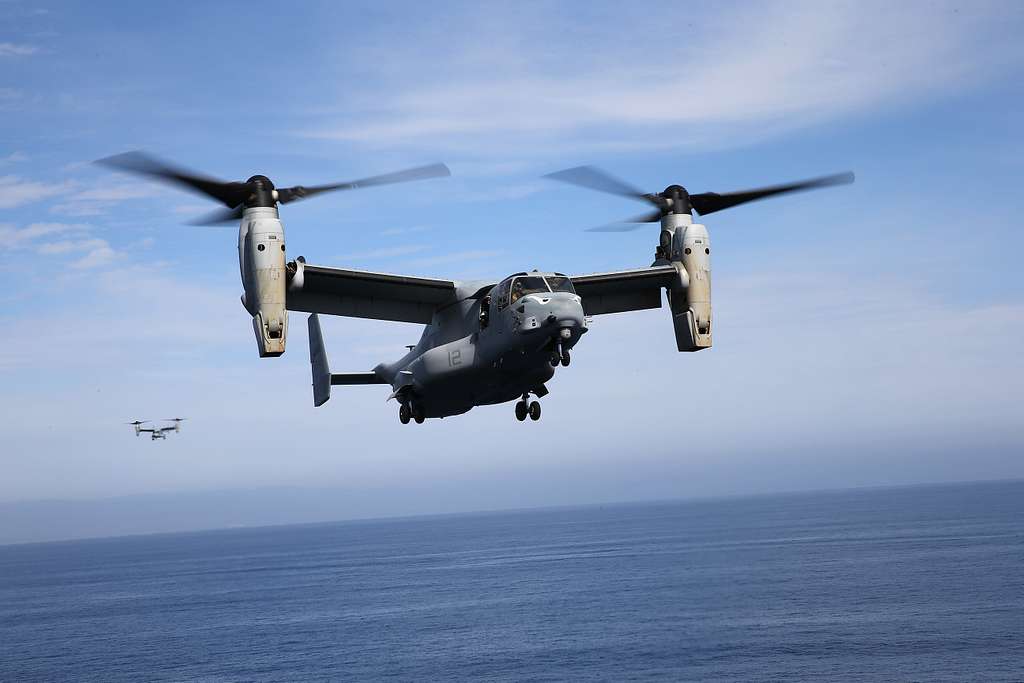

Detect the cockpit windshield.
xmin=545 ymin=275 xmax=575 ymax=294
xmin=509 ymin=276 xmax=549 ymax=304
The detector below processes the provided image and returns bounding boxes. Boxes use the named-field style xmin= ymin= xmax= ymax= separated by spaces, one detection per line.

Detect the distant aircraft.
xmin=127 ymin=419 xmax=185 ymax=440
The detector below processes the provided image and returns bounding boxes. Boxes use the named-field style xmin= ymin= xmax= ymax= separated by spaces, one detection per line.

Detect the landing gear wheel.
xmin=528 ymin=401 xmax=541 ymax=421
xmin=515 ymin=401 xmax=528 ymax=421
xmin=411 ymin=403 xmax=425 ymax=424
xmin=560 ymin=349 xmax=571 ymax=367
xmin=399 ymin=405 xmax=411 ymax=424
xmin=549 ymin=352 xmax=560 ymax=367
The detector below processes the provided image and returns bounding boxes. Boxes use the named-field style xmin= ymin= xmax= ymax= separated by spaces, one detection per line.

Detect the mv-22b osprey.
xmin=127 ymin=418 xmax=185 ymax=440
xmin=100 ymin=154 xmax=852 ymax=423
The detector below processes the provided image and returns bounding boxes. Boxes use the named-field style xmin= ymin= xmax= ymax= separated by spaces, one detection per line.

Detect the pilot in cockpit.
xmin=510 ymin=279 xmax=525 ymax=305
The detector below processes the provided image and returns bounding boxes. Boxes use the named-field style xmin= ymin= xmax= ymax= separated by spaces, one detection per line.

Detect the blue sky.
xmin=1 ymin=1 xmax=1022 ymax=535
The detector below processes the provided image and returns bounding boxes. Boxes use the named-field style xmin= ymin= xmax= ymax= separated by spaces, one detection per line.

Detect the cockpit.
xmin=494 ymin=273 xmax=576 ymax=309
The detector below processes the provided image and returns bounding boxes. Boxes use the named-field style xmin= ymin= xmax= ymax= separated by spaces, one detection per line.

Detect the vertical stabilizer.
xmin=308 ymin=314 xmax=332 ymax=406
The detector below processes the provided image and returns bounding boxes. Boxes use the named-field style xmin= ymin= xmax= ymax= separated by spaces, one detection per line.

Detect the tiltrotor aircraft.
xmin=128 ymin=418 xmax=185 ymax=440
xmin=100 ymin=153 xmax=852 ymax=423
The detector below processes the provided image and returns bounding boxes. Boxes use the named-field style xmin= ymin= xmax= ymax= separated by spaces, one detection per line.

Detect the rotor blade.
xmin=188 ymin=205 xmax=244 ymax=226
xmin=584 ymin=208 xmax=664 ymax=232
xmin=544 ymin=166 xmax=652 ymax=202
xmin=689 ymin=171 xmax=855 ymax=216
xmin=95 ymin=151 xmax=252 ymax=208
xmin=277 ymin=163 xmax=451 ymax=204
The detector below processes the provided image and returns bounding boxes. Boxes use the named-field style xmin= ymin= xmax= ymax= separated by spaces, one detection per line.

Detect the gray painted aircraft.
xmin=128 ymin=419 xmax=185 ymax=440
xmin=100 ymin=154 xmax=852 ymax=423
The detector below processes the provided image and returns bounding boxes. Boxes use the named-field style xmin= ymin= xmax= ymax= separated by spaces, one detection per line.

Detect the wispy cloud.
xmin=0 ymin=221 xmax=89 ymax=246
xmin=71 ymin=241 xmax=118 ymax=269
xmin=0 ymin=222 xmax=120 ymax=269
xmin=0 ymin=43 xmax=38 ymax=57
xmin=36 ymin=237 xmax=109 ymax=256
xmin=0 ymin=176 xmax=76 ymax=209
xmin=0 ymin=266 xmax=240 ymax=372
xmin=51 ymin=183 xmax=158 ymax=216
xmin=299 ymin=2 xmax=1022 ymax=156
xmin=72 ymin=184 xmax=155 ymax=202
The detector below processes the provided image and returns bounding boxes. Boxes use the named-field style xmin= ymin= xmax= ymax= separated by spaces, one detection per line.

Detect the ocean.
xmin=1 ymin=481 xmax=1022 ymax=681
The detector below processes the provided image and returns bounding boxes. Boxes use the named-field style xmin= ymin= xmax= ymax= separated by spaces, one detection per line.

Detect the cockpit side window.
xmin=494 ymin=278 xmax=512 ymax=310
xmin=545 ymin=275 xmax=575 ymax=294
xmin=509 ymin=276 xmax=549 ymax=304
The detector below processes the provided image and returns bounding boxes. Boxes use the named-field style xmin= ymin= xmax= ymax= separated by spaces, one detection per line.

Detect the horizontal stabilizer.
xmin=308 ymin=314 xmax=387 ymax=407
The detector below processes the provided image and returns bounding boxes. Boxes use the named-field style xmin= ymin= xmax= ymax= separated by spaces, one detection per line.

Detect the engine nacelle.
xmin=666 ymin=220 xmax=712 ymax=352
xmin=239 ymin=207 xmax=288 ymax=357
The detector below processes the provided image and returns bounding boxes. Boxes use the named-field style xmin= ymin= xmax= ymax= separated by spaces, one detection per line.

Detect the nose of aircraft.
xmin=518 ymin=291 xmax=587 ymax=346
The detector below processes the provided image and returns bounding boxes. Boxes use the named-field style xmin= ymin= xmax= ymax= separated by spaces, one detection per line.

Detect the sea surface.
xmin=1 ymin=481 xmax=1022 ymax=681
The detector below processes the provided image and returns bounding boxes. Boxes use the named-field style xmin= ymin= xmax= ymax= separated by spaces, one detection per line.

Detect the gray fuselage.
xmin=374 ymin=273 xmax=586 ymax=418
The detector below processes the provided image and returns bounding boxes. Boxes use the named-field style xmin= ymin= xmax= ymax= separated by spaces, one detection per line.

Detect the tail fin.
xmin=308 ymin=314 xmax=333 ymax=407
xmin=308 ymin=314 xmax=387 ymax=407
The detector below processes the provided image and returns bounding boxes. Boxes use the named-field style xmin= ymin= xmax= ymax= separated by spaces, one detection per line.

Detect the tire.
xmin=560 ymin=349 xmax=571 ymax=367
xmin=549 ymin=354 xmax=560 ymax=367
xmin=515 ymin=401 xmax=528 ymax=421
xmin=412 ymin=403 xmax=425 ymax=424
xmin=399 ymin=405 xmax=411 ymax=424
xmin=528 ymin=401 xmax=541 ymax=421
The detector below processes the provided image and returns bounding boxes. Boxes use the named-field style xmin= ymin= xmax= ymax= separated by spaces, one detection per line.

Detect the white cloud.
xmin=0 ymin=222 xmax=121 ymax=268
xmin=0 ymin=176 xmax=76 ymax=208
xmin=49 ymin=202 xmax=108 ymax=217
xmin=72 ymin=184 xmax=155 ymax=202
xmin=300 ymin=2 xmax=1022 ymax=156
xmin=51 ymin=182 xmax=158 ymax=216
xmin=0 ymin=221 xmax=89 ymax=246
xmin=36 ymin=237 xmax=109 ymax=256
xmin=0 ymin=42 xmax=38 ymax=57
xmin=72 ymin=242 xmax=118 ymax=269
xmin=0 ymin=265 xmax=242 ymax=373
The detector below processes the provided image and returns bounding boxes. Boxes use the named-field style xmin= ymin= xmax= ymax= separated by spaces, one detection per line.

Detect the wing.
xmin=570 ymin=265 xmax=678 ymax=316
xmin=287 ymin=262 xmax=458 ymax=324
xmin=138 ymin=428 xmax=157 ymax=434
xmin=159 ymin=427 xmax=177 ymax=434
